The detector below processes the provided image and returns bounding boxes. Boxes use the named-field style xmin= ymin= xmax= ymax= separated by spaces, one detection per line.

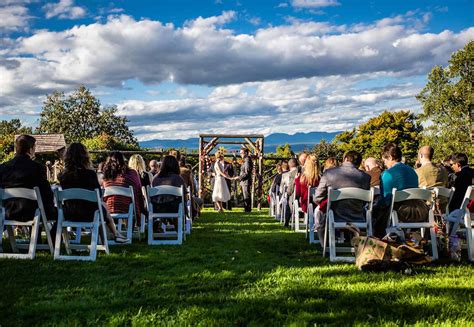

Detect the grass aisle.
xmin=0 ymin=209 xmax=473 ymax=326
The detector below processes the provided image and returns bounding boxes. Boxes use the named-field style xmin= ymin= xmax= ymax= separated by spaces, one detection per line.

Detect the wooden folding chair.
xmin=103 ymin=186 xmax=135 ymax=245
xmin=0 ymin=187 xmax=53 ymax=259
xmin=54 ymin=188 xmax=109 ymax=261
xmin=323 ymin=187 xmax=374 ymax=262
xmin=147 ymin=185 xmax=185 ymax=245
xmin=389 ymin=188 xmax=438 ymax=260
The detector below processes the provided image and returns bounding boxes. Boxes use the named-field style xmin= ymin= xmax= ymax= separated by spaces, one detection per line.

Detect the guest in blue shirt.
xmin=373 ymin=143 xmax=426 ymax=237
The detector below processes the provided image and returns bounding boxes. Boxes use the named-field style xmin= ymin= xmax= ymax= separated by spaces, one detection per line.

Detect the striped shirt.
xmin=103 ymin=169 xmax=143 ymax=219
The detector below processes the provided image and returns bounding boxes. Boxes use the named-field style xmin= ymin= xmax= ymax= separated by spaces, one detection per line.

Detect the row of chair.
xmin=0 ymin=185 xmax=192 ymax=261
xmin=270 ymin=185 xmax=474 ymax=262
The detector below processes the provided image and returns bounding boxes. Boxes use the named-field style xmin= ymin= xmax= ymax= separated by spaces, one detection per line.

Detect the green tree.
xmin=0 ymin=119 xmax=33 ymax=163
xmin=275 ymin=143 xmax=294 ymax=158
xmin=335 ymin=110 xmax=422 ymax=163
xmin=312 ymin=140 xmax=342 ymax=161
xmin=416 ymin=41 xmax=474 ymax=161
xmin=38 ymin=85 xmax=138 ymax=146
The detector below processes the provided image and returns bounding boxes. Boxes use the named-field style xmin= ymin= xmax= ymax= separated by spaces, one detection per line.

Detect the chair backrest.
xmin=55 ymin=188 xmax=101 ymax=204
xmin=103 ymin=186 xmax=134 ymax=199
xmin=148 ymin=185 xmax=183 ymax=198
xmin=461 ymin=186 xmax=474 ymax=210
xmin=434 ymin=187 xmax=455 ymax=200
xmin=0 ymin=187 xmax=38 ymax=201
xmin=373 ymin=186 xmax=381 ymax=196
xmin=392 ymin=188 xmax=433 ymax=203
xmin=328 ymin=187 xmax=373 ymax=202
xmin=307 ymin=186 xmax=317 ymax=207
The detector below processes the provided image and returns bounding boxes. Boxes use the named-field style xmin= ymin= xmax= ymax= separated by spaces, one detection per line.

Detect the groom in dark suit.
xmin=238 ymin=147 xmax=253 ymax=212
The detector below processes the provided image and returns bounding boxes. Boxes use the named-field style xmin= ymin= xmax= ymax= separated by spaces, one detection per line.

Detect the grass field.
xmin=1 ymin=208 xmax=473 ymax=326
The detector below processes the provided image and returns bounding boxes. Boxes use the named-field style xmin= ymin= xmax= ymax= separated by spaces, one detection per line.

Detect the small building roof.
xmin=15 ymin=134 xmax=66 ymax=154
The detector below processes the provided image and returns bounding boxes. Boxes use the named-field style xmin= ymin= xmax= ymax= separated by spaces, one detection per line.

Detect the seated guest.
xmin=149 ymin=159 xmax=160 ymax=177
xmin=280 ymin=158 xmax=299 ymax=226
xmin=298 ymin=152 xmax=309 ymax=174
xmin=295 ymin=154 xmax=321 ymax=213
xmin=364 ymin=157 xmax=382 ymax=187
xmin=129 ymin=154 xmax=153 ymax=188
xmin=97 ymin=162 xmax=105 ymax=187
xmin=313 ymin=151 xmax=370 ymax=225
xmin=323 ymin=157 xmax=338 ymax=172
xmin=58 ymin=143 xmax=127 ymax=243
xmin=0 ymin=135 xmax=56 ymax=223
xmin=102 ymin=152 xmax=143 ymax=227
xmin=179 ymin=156 xmax=202 ymax=218
xmin=449 ymin=153 xmax=474 ymax=212
xmin=373 ymin=143 xmax=426 ymax=237
xmin=270 ymin=162 xmax=283 ymax=196
xmin=151 ymin=155 xmax=186 ymax=221
xmin=415 ymin=146 xmax=448 ymax=188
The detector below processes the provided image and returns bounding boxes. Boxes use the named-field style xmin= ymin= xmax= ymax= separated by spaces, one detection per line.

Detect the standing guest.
xmin=151 ymin=155 xmax=186 ymax=226
xmin=415 ymin=146 xmax=448 ymax=188
xmin=323 ymin=157 xmax=339 ymax=172
xmin=149 ymin=159 xmax=160 ymax=176
xmin=449 ymin=153 xmax=474 ymax=212
xmin=102 ymin=152 xmax=143 ymax=228
xmin=295 ymin=154 xmax=321 ymax=213
xmin=129 ymin=154 xmax=153 ymax=188
xmin=0 ymin=135 xmax=56 ymax=224
xmin=237 ymin=147 xmax=254 ymax=212
xmin=58 ymin=143 xmax=128 ymax=243
xmin=373 ymin=143 xmax=425 ymax=237
xmin=364 ymin=157 xmax=382 ymax=187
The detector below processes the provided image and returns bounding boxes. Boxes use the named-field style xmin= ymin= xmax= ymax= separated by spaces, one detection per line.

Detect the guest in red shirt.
xmin=102 ymin=152 xmax=143 ymax=227
xmin=295 ymin=154 xmax=321 ymax=213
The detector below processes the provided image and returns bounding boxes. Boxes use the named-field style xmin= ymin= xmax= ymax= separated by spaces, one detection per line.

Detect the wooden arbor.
xmin=198 ymin=134 xmax=264 ymax=210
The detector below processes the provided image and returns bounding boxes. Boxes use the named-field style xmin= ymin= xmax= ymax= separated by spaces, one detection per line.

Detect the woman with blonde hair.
xmin=295 ymin=154 xmax=321 ymax=213
xmin=128 ymin=154 xmax=153 ymax=188
xmin=212 ymin=151 xmax=232 ymax=213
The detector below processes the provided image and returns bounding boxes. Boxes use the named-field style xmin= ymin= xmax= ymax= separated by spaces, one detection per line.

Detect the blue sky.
xmin=0 ymin=0 xmax=473 ymax=140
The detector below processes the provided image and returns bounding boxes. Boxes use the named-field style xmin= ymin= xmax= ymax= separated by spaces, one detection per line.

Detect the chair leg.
xmin=90 ymin=217 xmax=99 ymax=261
xmin=54 ymin=217 xmax=63 ymax=259
xmin=429 ymin=226 xmax=438 ymax=260
xmin=322 ymin=220 xmax=328 ymax=258
xmin=329 ymin=217 xmax=336 ymax=262
xmin=27 ymin=217 xmax=40 ymax=259
xmin=6 ymin=226 xmax=18 ymax=253
xmin=465 ymin=219 xmax=473 ymax=262
xmin=0 ymin=218 xmax=4 ymax=253
xmin=148 ymin=215 xmax=153 ymax=245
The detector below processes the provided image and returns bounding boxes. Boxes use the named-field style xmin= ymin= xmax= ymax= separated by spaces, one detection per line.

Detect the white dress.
xmin=212 ymin=161 xmax=231 ymax=202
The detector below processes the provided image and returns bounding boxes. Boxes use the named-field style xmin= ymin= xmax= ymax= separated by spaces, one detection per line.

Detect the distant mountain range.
xmin=139 ymin=131 xmax=341 ymax=153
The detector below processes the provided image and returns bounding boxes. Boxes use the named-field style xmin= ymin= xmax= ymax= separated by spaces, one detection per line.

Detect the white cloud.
xmin=0 ymin=4 xmax=31 ymax=32
xmin=43 ymin=0 xmax=86 ymax=20
xmin=291 ymin=0 xmax=340 ymax=8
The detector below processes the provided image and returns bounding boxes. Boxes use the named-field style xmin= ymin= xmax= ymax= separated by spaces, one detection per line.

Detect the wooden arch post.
xmin=198 ymin=134 xmax=264 ymax=210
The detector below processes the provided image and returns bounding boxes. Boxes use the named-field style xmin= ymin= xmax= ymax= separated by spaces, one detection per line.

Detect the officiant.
xmin=238 ymin=147 xmax=253 ymax=212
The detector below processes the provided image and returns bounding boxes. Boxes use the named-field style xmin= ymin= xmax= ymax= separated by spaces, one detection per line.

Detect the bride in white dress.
xmin=212 ymin=151 xmax=232 ymax=212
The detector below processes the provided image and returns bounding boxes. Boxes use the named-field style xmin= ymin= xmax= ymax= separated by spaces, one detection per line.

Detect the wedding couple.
xmin=212 ymin=147 xmax=253 ymax=213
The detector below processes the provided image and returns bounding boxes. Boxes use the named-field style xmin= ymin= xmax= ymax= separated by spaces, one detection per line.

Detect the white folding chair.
xmin=185 ymin=186 xmax=192 ymax=236
xmin=308 ymin=204 xmax=323 ymax=244
xmin=279 ymin=186 xmax=288 ymax=224
xmin=389 ymin=188 xmax=438 ymax=260
xmin=323 ymin=187 xmax=374 ymax=262
xmin=448 ymin=186 xmax=474 ymax=261
xmin=103 ymin=186 xmax=135 ymax=245
xmin=140 ymin=186 xmax=148 ymax=234
xmin=54 ymin=188 xmax=109 ymax=261
xmin=294 ymin=186 xmax=316 ymax=233
xmin=434 ymin=187 xmax=455 ymax=216
xmin=0 ymin=187 xmax=53 ymax=259
xmin=269 ymin=190 xmax=276 ymax=217
xmin=147 ymin=185 xmax=185 ymax=245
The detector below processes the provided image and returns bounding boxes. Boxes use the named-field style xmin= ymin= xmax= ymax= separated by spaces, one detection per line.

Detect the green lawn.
xmin=1 ymin=209 xmax=473 ymax=326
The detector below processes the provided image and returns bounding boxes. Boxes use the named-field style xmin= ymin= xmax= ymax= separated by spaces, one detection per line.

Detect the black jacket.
xmin=449 ymin=166 xmax=474 ymax=212
xmin=238 ymin=156 xmax=253 ymax=186
xmin=0 ymin=154 xmax=56 ymax=221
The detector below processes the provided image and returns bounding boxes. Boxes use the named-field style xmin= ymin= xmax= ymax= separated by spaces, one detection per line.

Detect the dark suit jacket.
xmin=313 ymin=162 xmax=371 ymax=222
xmin=449 ymin=166 xmax=474 ymax=212
xmin=0 ymin=154 xmax=56 ymax=221
xmin=238 ymin=156 xmax=253 ymax=187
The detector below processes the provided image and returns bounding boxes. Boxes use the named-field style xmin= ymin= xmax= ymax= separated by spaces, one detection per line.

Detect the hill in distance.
xmin=139 ymin=131 xmax=340 ymax=153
